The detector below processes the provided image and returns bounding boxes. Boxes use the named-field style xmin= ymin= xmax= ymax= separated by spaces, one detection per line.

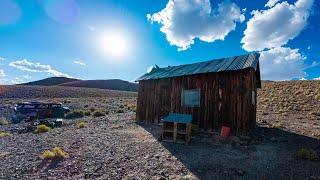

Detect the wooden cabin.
xmin=136 ymin=53 xmax=261 ymax=135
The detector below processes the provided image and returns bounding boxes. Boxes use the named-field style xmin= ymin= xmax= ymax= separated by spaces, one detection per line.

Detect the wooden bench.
xmin=160 ymin=113 xmax=192 ymax=145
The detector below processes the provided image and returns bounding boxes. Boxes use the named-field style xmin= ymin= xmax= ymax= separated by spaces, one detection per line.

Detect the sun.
xmin=99 ymin=32 xmax=129 ymax=58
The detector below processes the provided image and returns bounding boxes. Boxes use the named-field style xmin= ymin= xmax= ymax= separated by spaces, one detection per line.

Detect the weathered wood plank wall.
xmin=136 ymin=68 xmax=258 ymax=135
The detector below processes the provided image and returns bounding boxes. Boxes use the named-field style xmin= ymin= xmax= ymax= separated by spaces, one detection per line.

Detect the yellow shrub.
xmin=41 ymin=147 xmax=69 ymax=160
xmin=53 ymin=147 xmax=69 ymax=159
xmin=0 ymin=131 xmax=11 ymax=138
xmin=42 ymin=150 xmax=55 ymax=159
xmin=35 ymin=124 xmax=51 ymax=133
xmin=77 ymin=121 xmax=86 ymax=128
xmin=0 ymin=117 xmax=8 ymax=125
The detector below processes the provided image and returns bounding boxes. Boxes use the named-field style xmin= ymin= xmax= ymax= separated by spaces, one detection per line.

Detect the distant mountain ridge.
xmin=21 ymin=77 xmax=138 ymax=92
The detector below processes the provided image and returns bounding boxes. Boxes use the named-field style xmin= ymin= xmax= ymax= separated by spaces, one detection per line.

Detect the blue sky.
xmin=0 ymin=0 xmax=319 ymax=84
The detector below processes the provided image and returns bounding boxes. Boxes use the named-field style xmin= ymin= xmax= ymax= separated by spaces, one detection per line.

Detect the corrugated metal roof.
xmin=136 ymin=53 xmax=260 ymax=81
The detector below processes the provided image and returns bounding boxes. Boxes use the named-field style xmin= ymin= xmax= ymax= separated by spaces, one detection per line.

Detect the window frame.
xmin=181 ymin=89 xmax=201 ymax=108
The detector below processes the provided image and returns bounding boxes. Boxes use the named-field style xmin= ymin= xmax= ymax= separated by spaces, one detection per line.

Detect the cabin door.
xmin=159 ymin=85 xmax=171 ymax=120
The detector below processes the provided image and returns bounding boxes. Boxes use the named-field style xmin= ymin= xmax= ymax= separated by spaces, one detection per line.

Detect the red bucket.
xmin=220 ymin=126 xmax=230 ymax=140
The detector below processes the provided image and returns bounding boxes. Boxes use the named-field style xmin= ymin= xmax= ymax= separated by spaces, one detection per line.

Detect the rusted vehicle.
xmin=11 ymin=101 xmax=70 ymax=124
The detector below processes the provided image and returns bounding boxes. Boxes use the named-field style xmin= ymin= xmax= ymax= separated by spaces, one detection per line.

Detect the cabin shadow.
xmin=138 ymin=122 xmax=320 ymax=179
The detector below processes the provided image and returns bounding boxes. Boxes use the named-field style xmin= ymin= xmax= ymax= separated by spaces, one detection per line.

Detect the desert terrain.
xmin=0 ymin=81 xmax=320 ymax=179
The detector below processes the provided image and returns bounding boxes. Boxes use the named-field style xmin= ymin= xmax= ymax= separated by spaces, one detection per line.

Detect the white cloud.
xmin=307 ymin=45 xmax=311 ymax=50
xmin=259 ymin=47 xmax=306 ymax=80
xmin=314 ymin=77 xmax=320 ymax=80
xmin=0 ymin=69 xmax=6 ymax=78
xmin=265 ymin=0 xmax=280 ymax=8
xmin=9 ymin=59 xmax=72 ymax=78
xmin=147 ymin=0 xmax=245 ymax=51
xmin=0 ymin=57 xmax=5 ymax=61
xmin=241 ymin=0 xmax=314 ymax=51
xmin=73 ymin=60 xmax=86 ymax=66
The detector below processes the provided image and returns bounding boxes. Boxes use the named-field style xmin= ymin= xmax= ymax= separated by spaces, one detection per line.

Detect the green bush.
xmin=93 ymin=110 xmax=105 ymax=117
xmin=65 ymin=111 xmax=84 ymax=119
xmin=35 ymin=124 xmax=51 ymax=133
xmin=90 ymin=107 xmax=96 ymax=112
xmin=297 ymin=149 xmax=318 ymax=161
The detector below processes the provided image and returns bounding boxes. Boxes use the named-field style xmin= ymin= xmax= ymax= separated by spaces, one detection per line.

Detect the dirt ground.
xmin=1 ymin=83 xmax=320 ymax=179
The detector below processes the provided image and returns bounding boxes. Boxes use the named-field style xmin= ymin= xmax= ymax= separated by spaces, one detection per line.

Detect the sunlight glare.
xmin=99 ymin=32 xmax=129 ymax=59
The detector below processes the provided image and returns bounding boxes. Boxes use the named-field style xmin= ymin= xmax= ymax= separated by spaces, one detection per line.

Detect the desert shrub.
xmin=105 ymin=110 xmax=109 ymax=115
xmin=119 ymin=104 xmax=124 ymax=109
xmin=53 ymin=147 xmax=69 ymax=159
xmin=0 ymin=131 xmax=11 ymax=138
xmin=116 ymin=109 xmax=124 ymax=113
xmin=90 ymin=107 xmax=96 ymax=112
xmin=41 ymin=147 xmax=69 ymax=160
xmin=35 ymin=124 xmax=51 ymax=133
xmin=272 ymin=123 xmax=282 ymax=129
xmin=0 ymin=117 xmax=8 ymax=125
xmin=42 ymin=150 xmax=55 ymax=159
xmin=93 ymin=110 xmax=105 ymax=117
xmin=65 ymin=111 xmax=84 ymax=119
xmin=84 ymin=111 xmax=91 ymax=116
xmin=297 ymin=149 xmax=318 ymax=161
xmin=84 ymin=104 xmax=89 ymax=108
xmin=77 ymin=121 xmax=86 ymax=128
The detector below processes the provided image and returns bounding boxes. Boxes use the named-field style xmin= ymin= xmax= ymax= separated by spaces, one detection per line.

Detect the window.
xmin=181 ymin=89 xmax=200 ymax=107
xmin=252 ymin=91 xmax=256 ymax=105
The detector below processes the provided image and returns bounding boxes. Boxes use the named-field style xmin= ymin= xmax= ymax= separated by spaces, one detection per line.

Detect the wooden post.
xmin=173 ymin=122 xmax=177 ymax=143
xmin=186 ymin=123 xmax=191 ymax=145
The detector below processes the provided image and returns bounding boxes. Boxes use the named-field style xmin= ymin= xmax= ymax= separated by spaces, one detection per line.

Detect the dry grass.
xmin=0 ymin=117 xmax=8 ymax=125
xmin=65 ymin=110 xmax=85 ymax=119
xmin=41 ymin=147 xmax=69 ymax=160
xmin=0 ymin=131 xmax=11 ymax=138
xmin=77 ymin=121 xmax=86 ymax=128
xmin=35 ymin=124 xmax=51 ymax=133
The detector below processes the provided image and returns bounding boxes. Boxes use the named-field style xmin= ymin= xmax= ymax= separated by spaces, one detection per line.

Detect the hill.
xmin=0 ymin=85 xmax=136 ymax=98
xmin=59 ymin=79 xmax=138 ymax=92
xmin=21 ymin=77 xmax=79 ymax=86
xmin=21 ymin=77 xmax=138 ymax=92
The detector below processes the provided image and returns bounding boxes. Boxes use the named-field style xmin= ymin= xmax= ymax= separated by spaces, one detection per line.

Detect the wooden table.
xmin=160 ymin=113 xmax=192 ymax=145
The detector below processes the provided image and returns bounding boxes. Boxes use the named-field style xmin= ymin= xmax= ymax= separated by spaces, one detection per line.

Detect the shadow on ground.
xmin=139 ymin=123 xmax=320 ymax=179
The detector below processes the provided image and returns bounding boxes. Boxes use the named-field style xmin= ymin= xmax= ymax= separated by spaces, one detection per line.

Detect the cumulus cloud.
xmin=147 ymin=0 xmax=245 ymax=51
xmin=0 ymin=57 xmax=5 ymax=61
xmin=241 ymin=0 xmax=314 ymax=51
xmin=265 ymin=0 xmax=280 ymax=8
xmin=73 ymin=60 xmax=86 ymax=66
xmin=314 ymin=77 xmax=320 ymax=80
xmin=9 ymin=59 xmax=71 ymax=78
xmin=0 ymin=69 xmax=6 ymax=78
xmin=259 ymin=47 xmax=306 ymax=80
